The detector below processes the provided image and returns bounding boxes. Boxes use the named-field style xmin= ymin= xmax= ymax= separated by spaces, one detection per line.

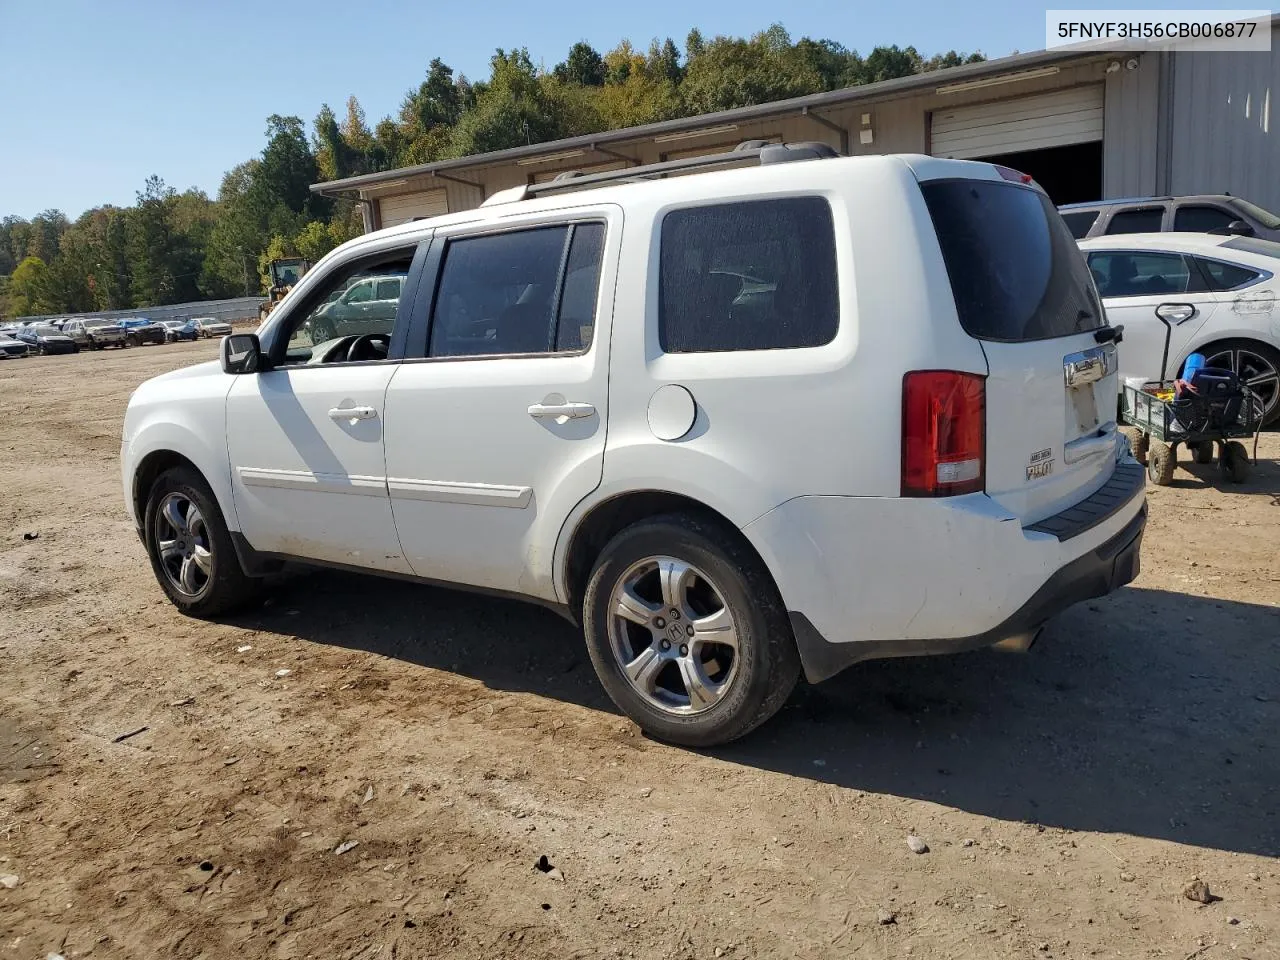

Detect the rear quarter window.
xmin=921 ymin=180 xmax=1103 ymax=342
xmin=658 ymin=197 xmax=839 ymax=353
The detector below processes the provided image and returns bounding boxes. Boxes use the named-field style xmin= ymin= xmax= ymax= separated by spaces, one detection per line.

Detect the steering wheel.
xmin=345 ymin=333 xmax=391 ymax=363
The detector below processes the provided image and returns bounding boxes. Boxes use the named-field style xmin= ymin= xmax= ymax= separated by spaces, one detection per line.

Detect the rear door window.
xmin=1086 ymin=251 xmax=1190 ymax=297
xmin=920 ymin=179 xmax=1103 ymax=342
xmin=1061 ymin=210 xmax=1099 ymax=239
xmin=1105 ymin=207 xmax=1165 ymax=234
xmin=1173 ymin=205 xmax=1236 ymax=233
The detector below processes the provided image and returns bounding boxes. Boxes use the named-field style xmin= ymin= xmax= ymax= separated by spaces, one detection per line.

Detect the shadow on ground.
xmin=229 ymin=565 xmax=1280 ymax=858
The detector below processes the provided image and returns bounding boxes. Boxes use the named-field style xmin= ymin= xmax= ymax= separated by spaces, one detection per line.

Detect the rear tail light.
xmin=902 ymin=371 xmax=986 ymax=497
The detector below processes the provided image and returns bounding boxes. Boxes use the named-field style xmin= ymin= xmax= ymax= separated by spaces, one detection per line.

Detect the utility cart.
xmin=1119 ymin=309 xmax=1263 ymax=485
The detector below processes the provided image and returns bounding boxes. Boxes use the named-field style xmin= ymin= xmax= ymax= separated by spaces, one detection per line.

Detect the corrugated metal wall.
xmin=1168 ymin=25 xmax=1279 ymax=211
xmin=1103 ymin=54 xmax=1161 ymax=198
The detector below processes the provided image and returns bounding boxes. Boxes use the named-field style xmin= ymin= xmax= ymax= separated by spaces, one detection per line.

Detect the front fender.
xmin=122 ymin=368 xmax=235 ymax=529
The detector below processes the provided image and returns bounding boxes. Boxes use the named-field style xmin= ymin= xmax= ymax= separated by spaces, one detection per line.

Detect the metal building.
xmin=313 ymin=20 xmax=1280 ymax=226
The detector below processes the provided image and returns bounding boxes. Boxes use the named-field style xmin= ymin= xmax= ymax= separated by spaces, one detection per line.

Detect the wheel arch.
xmin=557 ymin=488 xmax=782 ymax=624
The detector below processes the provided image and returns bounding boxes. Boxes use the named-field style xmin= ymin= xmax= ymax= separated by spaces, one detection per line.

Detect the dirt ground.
xmin=1 ymin=340 xmax=1278 ymax=960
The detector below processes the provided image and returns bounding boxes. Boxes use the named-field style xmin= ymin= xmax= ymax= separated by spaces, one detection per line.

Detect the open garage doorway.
xmin=931 ymin=85 xmax=1105 ymax=205
xmin=977 ymin=141 xmax=1103 ymax=205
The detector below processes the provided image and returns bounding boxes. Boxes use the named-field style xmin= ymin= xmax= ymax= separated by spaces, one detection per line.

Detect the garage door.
xmin=378 ymin=189 xmax=448 ymax=227
xmin=930 ymin=85 xmax=1104 ymax=160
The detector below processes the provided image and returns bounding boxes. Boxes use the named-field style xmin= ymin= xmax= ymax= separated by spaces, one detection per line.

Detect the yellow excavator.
xmin=258 ymin=257 xmax=312 ymax=321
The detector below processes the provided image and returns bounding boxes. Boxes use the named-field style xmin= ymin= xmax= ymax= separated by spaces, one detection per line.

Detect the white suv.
xmin=121 ymin=143 xmax=1147 ymax=746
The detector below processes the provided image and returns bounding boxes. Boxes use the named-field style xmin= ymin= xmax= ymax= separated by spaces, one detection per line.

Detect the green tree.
xmin=450 ymin=49 xmax=574 ymax=155
xmin=679 ymin=25 xmax=824 ymax=114
xmin=554 ymin=41 xmax=607 ymax=86
xmin=7 ymin=256 xmax=53 ymax=315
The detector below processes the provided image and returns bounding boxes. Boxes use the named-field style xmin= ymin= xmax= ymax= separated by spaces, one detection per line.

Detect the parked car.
xmin=161 ymin=320 xmax=200 ymax=342
xmin=122 ymin=145 xmax=1147 ymax=746
xmin=16 ymin=324 xmax=78 ymax=355
xmin=1078 ymin=232 xmax=1280 ymax=424
xmin=63 ymin=318 xmax=128 ymax=350
xmin=304 ymin=274 xmax=404 ymax=342
xmin=1061 ymin=194 xmax=1280 ymax=241
xmin=0 ymin=333 xmax=30 ymax=359
xmin=189 ymin=317 xmax=233 ymax=338
xmin=117 ymin=318 xmax=167 ymax=346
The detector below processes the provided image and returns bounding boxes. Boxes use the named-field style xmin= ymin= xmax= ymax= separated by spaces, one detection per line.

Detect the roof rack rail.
xmin=480 ymin=140 xmax=842 ymax=207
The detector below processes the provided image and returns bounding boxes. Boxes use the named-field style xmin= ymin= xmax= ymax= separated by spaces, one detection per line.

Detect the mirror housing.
xmin=1225 ymin=219 xmax=1254 ymax=236
xmin=221 ymin=333 xmax=263 ymax=374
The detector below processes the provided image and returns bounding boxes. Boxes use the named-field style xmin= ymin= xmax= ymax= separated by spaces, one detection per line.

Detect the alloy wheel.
xmin=607 ymin=556 xmax=740 ymax=715
xmin=154 ymin=492 xmax=213 ymax=597
xmin=1203 ymin=345 xmax=1279 ymax=421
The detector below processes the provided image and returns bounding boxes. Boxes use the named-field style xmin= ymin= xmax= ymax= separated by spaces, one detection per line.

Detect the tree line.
xmin=0 ymin=25 xmax=983 ymax=319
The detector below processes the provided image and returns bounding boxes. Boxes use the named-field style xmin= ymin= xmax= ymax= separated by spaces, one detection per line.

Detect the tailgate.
xmin=919 ymin=171 xmax=1122 ymax=525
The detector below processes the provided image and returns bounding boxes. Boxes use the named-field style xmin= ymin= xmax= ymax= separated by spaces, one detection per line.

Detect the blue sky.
xmin=0 ymin=1 xmax=1256 ymax=219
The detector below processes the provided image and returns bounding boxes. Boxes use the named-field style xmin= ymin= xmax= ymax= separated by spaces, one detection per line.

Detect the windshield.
xmin=1230 ymin=198 xmax=1280 ymax=230
xmin=1222 ymin=236 xmax=1280 ymax=259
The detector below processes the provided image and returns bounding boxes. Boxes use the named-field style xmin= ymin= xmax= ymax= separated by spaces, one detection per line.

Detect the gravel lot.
xmin=2 ymin=340 xmax=1279 ymax=959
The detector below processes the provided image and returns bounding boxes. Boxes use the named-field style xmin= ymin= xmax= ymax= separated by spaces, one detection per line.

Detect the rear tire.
xmin=143 ymin=466 xmax=260 ymax=617
xmin=1147 ymin=440 xmax=1175 ymax=485
xmin=1199 ymin=338 xmax=1280 ymax=426
xmin=1221 ymin=441 xmax=1251 ymax=484
xmin=582 ymin=513 xmax=800 ymax=747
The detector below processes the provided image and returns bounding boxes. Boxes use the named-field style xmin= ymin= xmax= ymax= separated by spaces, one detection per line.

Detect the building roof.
xmin=311 ymin=15 xmax=1280 ymax=198
xmin=312 ymin=45 xmax=1099 ymax=197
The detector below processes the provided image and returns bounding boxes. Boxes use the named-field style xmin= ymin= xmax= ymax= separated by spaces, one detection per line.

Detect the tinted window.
xmin=1196 ymin=257 xmax=1262 ymax=290
xmin=431 ymin=226 xmax=592 ymax=358
xmin=1173 ymin=205 xmax=1236 ymax=233
xmin=1087 ymin=252 xmax=1190 ymax=297
xmin=659 ymin=197 xmax=838 ymax=353
xmin=921 ymin=180 xmax=1103 ymax=342
xmin=345 ymin=282 xmax=373 ymax=303
xmin=374 ymin=278 xmax=402 ymax=300
xmin=1061 ymin=210 xmax=1099 ymax=239
xmin=1105 ymin=207 xmax=1164 ymax=234
xmin=555 ymin=224 xmax=606 ymax=352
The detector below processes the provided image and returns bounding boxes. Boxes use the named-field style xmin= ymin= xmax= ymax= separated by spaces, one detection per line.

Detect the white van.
xmin=121 ymin=142 xmax=1146 ymax=746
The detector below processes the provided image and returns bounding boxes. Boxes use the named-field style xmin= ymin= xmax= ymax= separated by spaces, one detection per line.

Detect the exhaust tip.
xmin=991 ymin=627 xmax=1043 ymax=654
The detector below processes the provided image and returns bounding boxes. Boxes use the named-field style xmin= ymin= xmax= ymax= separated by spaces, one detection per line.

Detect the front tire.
xmin=1147 ymin=440 xmax=1175 ymax=485
xmin=582 ymin=514 xmax=800 ymax=747
xmin=143 ymin=466 xmax=259 ymax=617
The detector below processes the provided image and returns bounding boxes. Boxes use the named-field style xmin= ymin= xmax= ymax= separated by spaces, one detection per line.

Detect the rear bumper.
xmin=789 ymin=502 xmax=1145 ymax=681
xmin=743 ymin=459 xmax=1147 ymax=683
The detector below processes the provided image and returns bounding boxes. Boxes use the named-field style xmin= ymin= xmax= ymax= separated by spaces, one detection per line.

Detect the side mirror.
xmin=221 ymin=333 xmax=263 ymax=374
xmin=1226 ymin=219 xmax=1254 ymax=236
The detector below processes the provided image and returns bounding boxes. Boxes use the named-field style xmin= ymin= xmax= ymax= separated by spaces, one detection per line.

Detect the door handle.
xmin=328 ymin=405 xmax=378 ymax=421
xmin=528 ymin=401 xmax=596 ymax=420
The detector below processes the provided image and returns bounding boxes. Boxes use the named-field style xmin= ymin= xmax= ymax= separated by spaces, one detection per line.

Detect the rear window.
xmin=921 ymin=180 xmax=1104 ymax=342
xmin=1222 ymin=236 xmax=1280 ymax=258
xmin=1061 ymin=210 xmax=1099 ymax=239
